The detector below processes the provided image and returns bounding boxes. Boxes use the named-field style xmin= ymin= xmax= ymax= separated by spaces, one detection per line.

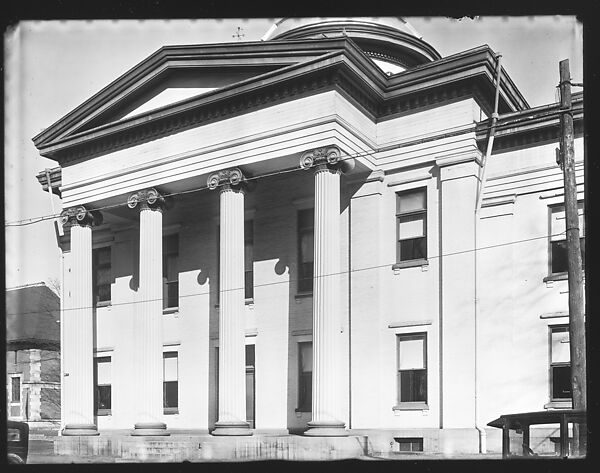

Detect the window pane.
xmin=245 ymin=270 xmax=253 ymax=299
xmin=97 ymin=247 xmax=111 ymax=265
xmin=96 ymin=358 xmax=111 ymax=385
xmin=298 ymin=208 xmax=314 ymax=229
xmin=397 ymin=189 xmax=426 ymax=214
xmin=163 ymin=381 xmax=178 ymax=408
xmin=399 ymin=338 xmax=425 ymax=370
xmin=97 ymin=267 xmax=111 ymax=285
xmin=299 ymin=263 xmax=313 ymax=292
xmin=300 ymin=343 xmax=313 ymax=373
xmin=551 ymin=328 xmax=570 ymax=363
xmin=163 ymin=234 xmax=178 ymax=254
xmin=97 ymin=385 xmax=111 ymax=410
xmin=551 ymin=240 xmax=568 ymax=273
xmin=399 ymin=238 xmax=427 ymax=261
xmin=400 ymin=369 xmax=427 ymax=402
xmin=12 ymin=378 xmax=20 ymax=402
xmin=164 ymin=353 xmax=178 ymax=382
xmin=552 ymin=365 xmax=572 ymax=399
xmin=245 ymin=345 xmax=255 ymax=368
xmin=300 ymin=232 xmax=314 ymax=263
xmin=551 ymin=204 xmax=585 ymax=240
xmin=399 ymin=214 xmax=425 ymax=239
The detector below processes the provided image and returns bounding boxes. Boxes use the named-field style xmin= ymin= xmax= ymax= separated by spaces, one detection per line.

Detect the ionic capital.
xmin=207 ymin=168 xmax=253 ymax=192
xmin=60 ymin=206 xmax=103 ymax=227
xmin=127 ymin=188 xmax=166 ymax=212
xmin=299 ymin=146 xmax=354 ymax=174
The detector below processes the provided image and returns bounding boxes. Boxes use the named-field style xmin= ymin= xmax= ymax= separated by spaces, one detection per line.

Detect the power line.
xmin=5 ymin=229 xmax=570 ymax=318
xmin=5 ymin=110 xmax=581 ymax=228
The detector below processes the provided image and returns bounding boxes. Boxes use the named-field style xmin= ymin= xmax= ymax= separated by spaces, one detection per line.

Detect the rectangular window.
xmin=550 ymin=326 xmax=571 ymax=401
xmin=245 ymin=220 xmax=254 ymax=300
xmin=163 ymin=234 xmax=179 ymax=309
xmin=298 ymin=209 xmax=314 ymax=293
xmin=396 ymin=189 xmax=427 ymax=262
xmin=550 ymin=202 xmax=585 ymax=275
xmin=395 ymin=437 xmax=424 ymax=452
xmin=297 ymin=342 xmax=313 ymax=412
xmin=163 ymin=352 xmax=178 ymax=413
xmin=94 ymin=356 xmax=111 ymax=415
xmin=92 ymin=246 xmax=111 ymax=305
xmin=397 ymin=333 xmax=427 ymax=404
xmin=11 ymin=376 xmax=21 ymax=403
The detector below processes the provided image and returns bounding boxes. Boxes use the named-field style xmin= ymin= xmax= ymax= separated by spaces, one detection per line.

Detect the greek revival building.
xmin=34 ymin=18 xmax=584 ymax=455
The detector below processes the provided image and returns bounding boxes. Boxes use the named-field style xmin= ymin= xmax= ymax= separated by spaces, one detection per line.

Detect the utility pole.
xmin=557 ymin=58 xmax=586 ymax=455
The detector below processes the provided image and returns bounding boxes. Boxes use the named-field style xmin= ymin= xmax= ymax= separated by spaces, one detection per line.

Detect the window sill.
xmin=163 ymin=408 xmax=179 ymax=415
xmin=392 ymin=259 xmax=429 ymax=271
xmin=162 ymin=307 xmax=179 ymax=315
xmin=543 ymin=273 xmax=568 ymax=282
xmin=543 ymin=271 xmax=585 ymax=283
xmin=393 ymin=403 xmax=429 ymax=411
xmin=95 ymin=301 xmax=112 ymax=308
xmin=294 ymin=292 xmax=313 ymax=300
xmin=214 ymin=299 xmax=255 ymax=310
xmin=544 ymin=400 xmax=572 ymax=410
xmin=96 ymin=410 xmax=111 ymax=416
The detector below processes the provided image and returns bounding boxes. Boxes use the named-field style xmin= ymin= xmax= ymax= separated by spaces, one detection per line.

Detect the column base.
xmin=304 ymin=420 xmax=348 ymax=437
xmin=212 ymin=421 xmax=253 ymax=436
xmin=62 ymin=423 xmax=99 ymax=436
xmin=131 ymin=422 xmax=170 ymax=436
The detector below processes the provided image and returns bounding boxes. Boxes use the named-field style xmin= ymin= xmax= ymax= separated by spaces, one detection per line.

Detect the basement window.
xmin=394 ymin=437 xmax=424 ymax=452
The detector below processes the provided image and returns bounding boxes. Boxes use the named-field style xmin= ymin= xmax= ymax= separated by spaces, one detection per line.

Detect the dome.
xmin=268 ymin=17 xmax=441 ymax=74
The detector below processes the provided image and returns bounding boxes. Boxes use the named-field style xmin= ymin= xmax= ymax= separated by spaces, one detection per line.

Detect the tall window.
xmin=245 ymin=220 xmax=254 ymax=300
xmin=298 ymin=209 xmax=314 ymax=293
xmin=163 ymin=234 xmax=179 ymax=309
xmin=297 ymin=342 xmax=312 ymax=412
xmin=92 ymin=246 xmax=111 ymax=305
xmin=163 ymin=352 xmax=178 ymax=413
xmin=11 ymin=376 xmax=21 ymax=403
xmin=549 ymin=202 xmax=585 ymax=275
xmin=550 ymin=326 xmax=571 ymax=401
xmin=397 ymin=333 xmax=427 ymax=404
xmin=396 ymin=189 xmax=427 ymax=262
xmin=94 ymin=356 xmax=111 ymax=415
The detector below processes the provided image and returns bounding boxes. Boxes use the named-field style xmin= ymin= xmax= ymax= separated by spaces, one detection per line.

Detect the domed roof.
xmin=269 ymin=17 xmax=441 ymax=73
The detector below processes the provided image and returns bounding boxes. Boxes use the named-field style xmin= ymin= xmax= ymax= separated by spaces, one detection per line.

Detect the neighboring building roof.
xmin=6 ymin=284 xmax=60 ymax=350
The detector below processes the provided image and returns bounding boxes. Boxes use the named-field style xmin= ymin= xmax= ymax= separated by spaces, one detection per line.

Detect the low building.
xmin=6 ymin=283 xmax=61 ymax=427
xmin=33 ymin=18 xmax=584 ymax=455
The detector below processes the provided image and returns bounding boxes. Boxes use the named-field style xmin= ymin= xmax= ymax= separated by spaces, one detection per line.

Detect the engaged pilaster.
xmin=208 ymin=168 xmax=253 ymax=436
xmin=60 ymin=206 xmax=102 ymax=436
xmin=128 ymin=188 xmax=170 ymax=436
xmin=301 ymin=146 xmax=352 ymax=437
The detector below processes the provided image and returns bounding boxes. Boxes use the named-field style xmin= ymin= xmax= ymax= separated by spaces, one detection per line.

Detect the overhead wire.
xmin=5 ymin=229 xmax=569 ymax=317
xmin=4 ymin=105 xmax=583 ymax=228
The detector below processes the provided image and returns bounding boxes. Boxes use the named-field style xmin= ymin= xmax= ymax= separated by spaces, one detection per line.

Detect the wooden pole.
xmin=558 ymin=59 xmax=586 ymax=455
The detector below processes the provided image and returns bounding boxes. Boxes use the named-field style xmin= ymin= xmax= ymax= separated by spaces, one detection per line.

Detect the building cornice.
xmin=33 ymin=40 xmax=532 ymax=165
xmin=476 ymin=92 xmax=584 ymax=152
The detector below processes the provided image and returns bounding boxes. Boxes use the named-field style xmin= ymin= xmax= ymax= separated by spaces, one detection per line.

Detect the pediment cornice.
xmin=33 ymin=40 xmax=531 ymax=165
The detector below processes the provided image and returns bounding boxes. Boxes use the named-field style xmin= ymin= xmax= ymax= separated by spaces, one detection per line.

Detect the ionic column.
xmin=60 ymin=206 xmax=102 ymax=436
xmin=300 ymin=146 xmax=353 ymax=437
xmin=208 ymin=168 xmax=252 ymax=436
xmin=128 ymin=188 xmax=169 ymax=436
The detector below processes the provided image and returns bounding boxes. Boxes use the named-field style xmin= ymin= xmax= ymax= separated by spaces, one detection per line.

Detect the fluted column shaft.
xmin=213 ymin=185 xmax=252 ymax=435
xmin=131 ymin=204 xmax=169 ymax=435
xmin=306 ymin=165 xmax=348 ymax=436
xmin=62 ymin=221 xmax=98 ymax=436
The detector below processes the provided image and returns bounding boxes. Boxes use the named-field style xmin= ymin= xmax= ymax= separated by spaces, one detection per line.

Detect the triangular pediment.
xmin=33 ymin=41 xmax=346 ymax=148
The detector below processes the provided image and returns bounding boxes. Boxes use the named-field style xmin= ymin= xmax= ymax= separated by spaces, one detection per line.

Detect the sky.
xmin=4 ymin=16 xmax=583 ymax=289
